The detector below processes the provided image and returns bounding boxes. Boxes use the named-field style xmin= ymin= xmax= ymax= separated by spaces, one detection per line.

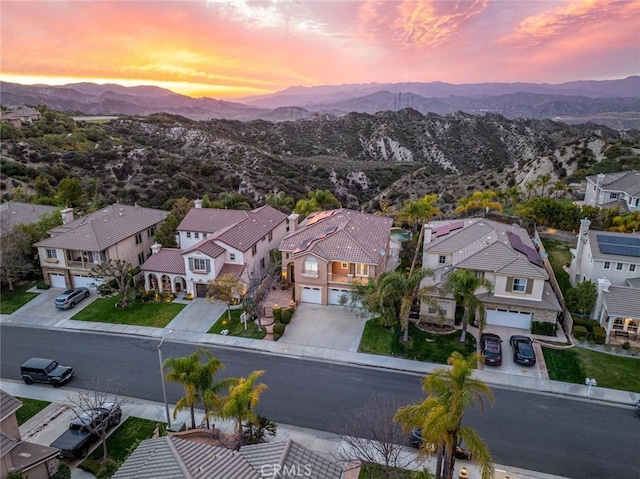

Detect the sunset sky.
xmin=1 ymin=0 xmax=639 ymax=99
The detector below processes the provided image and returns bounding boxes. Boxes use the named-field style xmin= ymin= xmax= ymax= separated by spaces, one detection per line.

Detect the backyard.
xmin=208 ymin=307 xmax=266 ymax=339
xmin=0 ymin=281 xmax=39 ymax=314
xmin=540 ymin=237 xmax=573 ymax=294
xmin=72 ymin=295 xmax=185 ymax=327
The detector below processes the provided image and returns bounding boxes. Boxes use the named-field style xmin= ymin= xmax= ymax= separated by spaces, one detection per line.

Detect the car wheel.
xmin=23 ymin=376 xmax=34 ymax=385
xmin=80 ymin=447 xmax=89 ymax=458
xmin=70 ymin=301 xmax=75 ymax=309
xmin=52 ymin=380 xmax=61 ymax=388
xmin=84 ymin=291 xmax=89 ymax=298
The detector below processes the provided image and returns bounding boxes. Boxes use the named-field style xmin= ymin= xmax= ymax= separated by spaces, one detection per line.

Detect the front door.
xmin=289 ymin=264 xmax=295 ymax=284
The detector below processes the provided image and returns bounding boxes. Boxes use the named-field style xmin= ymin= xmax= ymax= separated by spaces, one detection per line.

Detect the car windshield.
xmin=519 ymin=342 xmax=534 ymax=357
xmin=44 ymin=361 xmax=58 ymax=373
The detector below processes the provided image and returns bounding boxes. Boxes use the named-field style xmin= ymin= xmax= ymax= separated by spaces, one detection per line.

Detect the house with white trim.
xmin=141 ymin=201 xmax=288 ymax=297
xmin=420 ymin=218 xmax=562 ymax=331
xmin=583 ymin=170 xmax=640 ymax=212
xmin=35 ymin=204 xmax=168 ymax=289
xmin=569 ymin=218 xmax=640 ymax=342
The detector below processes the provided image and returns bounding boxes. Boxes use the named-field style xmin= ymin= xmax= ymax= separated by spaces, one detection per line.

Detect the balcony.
xmin=67 ymin=260 xmax=97 ymax=271
xmin=328 ymin=273 xmax=369 ymax=285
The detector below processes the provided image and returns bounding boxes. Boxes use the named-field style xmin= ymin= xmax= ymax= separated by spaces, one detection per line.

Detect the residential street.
xmin=1 ymin=325 xmax=638 ymax=479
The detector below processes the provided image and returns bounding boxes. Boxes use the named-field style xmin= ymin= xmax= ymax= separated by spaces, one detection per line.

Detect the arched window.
xmin=303 ymin=257 xmax=318 ymax=275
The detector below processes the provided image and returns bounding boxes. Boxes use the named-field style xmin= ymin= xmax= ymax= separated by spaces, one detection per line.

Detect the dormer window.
xmin=512 ymin=278 xmax=527 ymax=293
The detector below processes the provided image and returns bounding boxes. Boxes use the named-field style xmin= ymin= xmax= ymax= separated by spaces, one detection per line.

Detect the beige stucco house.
xmin=141 ymin=201 xmax=288 ymax=297
xmin=279 ymin=209 xmax=393 ymax=306
xmin=35 ymin=204 xmax=168 ymax=289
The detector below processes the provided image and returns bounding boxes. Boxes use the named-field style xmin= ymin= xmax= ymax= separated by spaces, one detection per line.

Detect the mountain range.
xmin=2 ymin=77 xmax=640 ymax=130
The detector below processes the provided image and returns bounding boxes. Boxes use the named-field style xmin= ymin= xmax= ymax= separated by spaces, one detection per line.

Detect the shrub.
xmin=280 ymin=307 xmax=294 ymax=324
xmin=572 ymin=317 xmax=600 ymax=332
xmin=51 ymin=463 xmax=71 ymax=479
xmin=273 ymin=333 xmax=282 ymax=341
xmin=36 ymin=280 xmax=50 ymax=290
xmin=96 ymin=458 xmax=119 ymax=479
xmin=273 ymin=322 xmax=286 ymax=336
xmin=592 ymin=326 xmax=606 ymax=345
xmin=531 ymin=321 xmax=555 ymax=336
xmin=572 ymin=325 xmax=589 ymax=341
xmin=622 ymin=341 xmax=631 ymax=350
xmin=273 ymin=307 xmax=282 ymax=321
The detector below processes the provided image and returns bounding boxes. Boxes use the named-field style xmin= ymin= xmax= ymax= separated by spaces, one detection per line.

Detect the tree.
xmin=441 ymin=269 xmax=493 ymax=343
xmin=197 ymin=351 xmax=237 ymax=430
xmin=57 ymin=177 xmax=83 ymax=207
xmin=565 ymin=281 xmax=597 ymax=316
xmin=243 ymin=415 xmax=277 ymax=445
xmin=266 ymin=191 xmax=295 ymax=213
xmin=550 ymin=180 xmax=570 ymax=199
xmin=155 ymin=213 xmax=179 ymax=247
xmin=90 ymin=259 xmax=135 ymax=308
xmin=505 ymin=186 xmax=522 ymax=208
xmin=524 ymin=181 xmax=537 ymax=200
xmin=65 ymin=378 xmax=122 ymax=461
xmin=609 ymin=211 xmax=640 ymax=233
xmin=396 ymin=194 xmax=441 ymax=234
xmin=467 ymin=190 xmax=503 ymax=216
xmin=0 ymin=224 xmax=34 ymax=290
xmin=293 ymin=189 xmax=341 ymax=219
xmin=219 ymin=192 xmax=252 ymax=210
xmin=394 ymin=352 xmax=494 ymax=479
xmin=536 ymin=174 xmax=551 ymax=197
xmin=207 ymin=273 xmax=242 ymax=322
xmin=34 ymin=174 xmax=56 ymax=199
xmin=217 ymin=369 xmax=268 ymax=449
xmin=454 ymin=196 xmax=472 ymax=217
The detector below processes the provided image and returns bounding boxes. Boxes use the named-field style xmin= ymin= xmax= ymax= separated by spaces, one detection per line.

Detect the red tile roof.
xmin=141 ymin=248 xmax=185 ymax=275
xmin=218 ymin=263 xmax=246 ymax=278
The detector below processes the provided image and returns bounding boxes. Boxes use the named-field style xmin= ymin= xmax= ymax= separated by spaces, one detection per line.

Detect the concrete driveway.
xmin=476 ymin=325 xmax=543 ymax=378
xmin=278 ymin=304 xmax=367 ymax=351
xmin=13 ymin=287 xmax=97 ymax=320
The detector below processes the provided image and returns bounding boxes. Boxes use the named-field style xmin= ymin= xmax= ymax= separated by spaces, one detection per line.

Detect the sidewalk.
xmin=1 ymin=379 xmax=568 ymax=479
xmin=3 ymin=311 xmax=639 ymax=407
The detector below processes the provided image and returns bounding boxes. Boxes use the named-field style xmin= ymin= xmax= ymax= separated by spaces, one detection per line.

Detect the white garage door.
xmin=50 ymin=273 xmax=66 ymax=288
xmin=73 ymin=275 xmax=103 ymax=290
xmin=486 ymin=309 xmax=532 ymax=330
xmin=328 ymin=288 xmax=362 ymax=307
xmin=300 ymin=286 xmax=322 ymax=304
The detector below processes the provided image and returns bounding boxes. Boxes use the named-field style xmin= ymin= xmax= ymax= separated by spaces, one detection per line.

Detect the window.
xmin=137 ymin=252 xmax=145 ymax=265
xmin=428 ymin=306 xmax=438 ymax=314
xmin=252 ymin=245 xmax=257 ymax=255
xmin=147 ymin=226 xmax=155 ymax=238
xmin=355 ymin=264 xmax=369 ymax=277
xmin=341 ymin=262 xmax=348 ymax=269
xmin=603 ymin=261 xmax=611 ymax=270
xmin=438 ymin=255 xmax=446 ymax=265
xmin=135 ymin=233 xmax=142 ymax=245
xmin=512 ymin=278 xmax=527 ymax=293
xmin=100 ymin=251 xmax=107 ymax=262
xmin=194 ymin=232 xmax=200 ymax=239
xmin=630 ymin=264 xmax=637 ymax=272
xmin=262 ymin=235 xmax=266 ymax=242
xmin=46 ymin=249 xmax=57 ymax=259
xmin=186 ymin=232 xmax=191 ymax=238
xmin=616 ymin=262 xmax=624 ymax=271
xmin=260 ymin=258 xmax=265 ymax=269
xmin=609 ymin=192 xmax=619 ymax=199
xmin=268 ymin=231 xmax=273 ymax=241
xmin=203 ymin=233 xmax=208 ymax=239
xmin=230 ymin=253 xmax=236 ymax=262
xmin=191 ymin=258 xmax=209 ymax=271
xmin=474 ymin=270 xmax=485 ymax=279
xmin=303 ymin=257 xmax=318 ymax=275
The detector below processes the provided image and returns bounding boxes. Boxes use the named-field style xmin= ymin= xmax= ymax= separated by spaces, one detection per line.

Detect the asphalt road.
xmin=2 ymin=325 xmax=637 ymax=479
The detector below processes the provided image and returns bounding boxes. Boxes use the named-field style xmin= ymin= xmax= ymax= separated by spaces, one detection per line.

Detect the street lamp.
xmin=158 ymin=329 xmax=173 ymax=427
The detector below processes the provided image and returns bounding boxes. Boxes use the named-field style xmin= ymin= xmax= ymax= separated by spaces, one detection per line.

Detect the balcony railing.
xmin=328 ymin=273 xmax=369 ymax=285
xmin=67 ymin=260 xmax=98 ymax=270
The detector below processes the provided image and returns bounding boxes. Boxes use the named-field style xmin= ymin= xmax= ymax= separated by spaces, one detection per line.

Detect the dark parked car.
xmin=51 ymin=402 xmax=122 ymax=459
xmin=510 ymin=335 xmax=537 ymax=366
xmin=480 ymin=333 xmax=502 ymax=366
xmin=21 ymin=357 xmax=74 ymax=387
xmin=409 ymin=428 xmax=471 ymax=460
xmin=55 ymin=287 xmax=90 ymax=310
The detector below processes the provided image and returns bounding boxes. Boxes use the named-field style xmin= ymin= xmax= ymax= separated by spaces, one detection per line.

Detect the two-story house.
xmin=420 ymin=218 xmax=561 ymax=331
xmin=583 ymin=170 xmax=640 ymax=212
xmin=35 ymin=204 xmax=168 ymax=289
xmin=141 ymin=201 xmax=288 ymax=297
xmin=1 ymin=390 xmax=60 ymax=479
xmin=279 ymin=209 xmax=393 ymax=306
xmin=569 ymin=218 xmax=640 ymax=341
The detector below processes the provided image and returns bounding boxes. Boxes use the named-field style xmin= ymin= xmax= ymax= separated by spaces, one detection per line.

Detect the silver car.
xmin=55 ymin=287 xmax=90 ymax=309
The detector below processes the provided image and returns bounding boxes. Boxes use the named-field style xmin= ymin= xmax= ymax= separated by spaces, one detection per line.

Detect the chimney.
xmin=61 ymin=208 xmax=74 ymax=225
xmin=596 ymin=173 xmax=605 ymax=205
xmin=151 ymin=243 xmax=162 ymax=255
xmin=194 ymin=199 xmax=203 ymax=209
xmin=287 ymin=213 xmax=299 ymax=233
xmin=594 ymin=277 xmax=611 ymax=323
xmin=423 ymin=224 xmax=433 ymax=245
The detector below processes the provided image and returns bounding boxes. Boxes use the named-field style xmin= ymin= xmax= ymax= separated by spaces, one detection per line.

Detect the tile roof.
xmin=0 ymin=202 xmax=57 ymax=234
xmin=183 ymin=239 xmax=226 ymax=258
xmin=35 ymin=204 xmax=168 ymax=251
xmin=141 ymin=248 xmax=186 ymax=275
xmin=587 ymin=170 xmax=640 ymax=196
xmin=0 ymin=431 xmax=18 ymax=457
xmin=112 ymin=436 xmax=342 ymax=479
xmin=178 ymin=209 xmax=248 ymax=234
xmin=587 ymin=230 xmax=640 ymax=262
xmin=280 ymin=209 xmax=392 ymax=264
xmin=627 ymin=277 xmax=640 ymax=288
xmin=603 ymin=285 xmax=640 ymax=319
xmin=0 ymin=390 xmax=22 ymax=422
xmin=218 ymin=263 xmax=246 ymax=278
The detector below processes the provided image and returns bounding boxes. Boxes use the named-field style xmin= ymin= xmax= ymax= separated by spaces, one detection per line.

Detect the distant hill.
xmin=2 ymin=76 xmax=639 ymax=129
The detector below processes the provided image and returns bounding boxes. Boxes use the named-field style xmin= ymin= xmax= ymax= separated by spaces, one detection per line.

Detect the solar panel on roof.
xmin=597 ymin=234 xmax=640 ymax=257
xmin=524 ymin=245 xmax=544 ymax=267
xmin=293 ymin=238 xmax=313 ymax=254
xmin=507 ymin=231 xmax=527 ymax=254
xmin=450 ymin=221 xmax=464 ymax=231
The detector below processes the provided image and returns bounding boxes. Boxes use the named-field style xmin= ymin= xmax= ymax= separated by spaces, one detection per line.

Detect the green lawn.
xmin=208 ymin=307 xmax=266 ymax=339
xmin=72 ymin=296 xmax=185 ymax=327
xmin=540 ymin=237 xmax=573 ymax=295
xmin=543 ymin=346 xmax=640 ymax=393
xmin=359 ymin=321 xmax=477 ymax=364
xmin=0 ymin=282 xmax=39 ymax=314
xmin=80 ymin=417 xmax=160 ymax=474
xmin=358 ymin=463 xmax=416 ymax=478
xmin=15 ymin=397 xmax=51 ymax=425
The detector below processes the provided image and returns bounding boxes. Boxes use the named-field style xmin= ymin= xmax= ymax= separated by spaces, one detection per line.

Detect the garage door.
xmin=195 ymin=283 xmax=208 ymax=298
xmin=73 ymin=275 xmax=103 ymax=289
xmin=328 ymin=288 xmax=362 ymax=307
xmin=300 ymin=286 xmax=322 ymax=304
xmin=486 ymin=309 xmax=532 ymax=330
xmin=50 ymin=273 xmax=66 ymax=288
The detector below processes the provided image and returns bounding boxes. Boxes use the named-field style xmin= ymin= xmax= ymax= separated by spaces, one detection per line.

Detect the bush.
xmin=273 ymin=322 xmax=286 ymax=336
xmin=622 ymin=341 xmax=631 ymax=350
xmin=572 ymin=325 xmax=589 ymax=341
xmin=531 ymin=321 xmax=556 ymax=336
xmin=273 ymin=333 xmax=282 ymax=341
xmin=273 ymin=307 xmax=282 ymax=321
xmin=35 ymin=280 xmax=50 ymax=290
xmin=280 ymin=307 xmax=294 ymax=324
xmin=592 ymin=326 xmax=607 ymax=345
xmin=96 ymin=458 xmax=119 ymax=479
xmin=51 ymin=463 xmax=71 ymax=479
xmin=572 ymin=317 xmax=600 ymax=332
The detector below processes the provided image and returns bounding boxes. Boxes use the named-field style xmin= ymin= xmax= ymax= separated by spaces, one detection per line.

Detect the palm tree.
xmin=374 ymin=199 xmax=397 ymax=219
xmin=536 ymin=174 xmax=551 ymax=197
xmin=219 ymin=192 xmax=252 ymax=210
xmin=454 ymin=196 xmax=472 ymax=217
xmin=550 ymin=180 xmax=569 ymax=199
xmin=293 ymin=189 xmax=341 ymax=219
xmin=196 ymin=351 xmax=237 ymax=430
xmin=266 ymin=191 xmax=295 ymax=213
xmin=217 ymin=369 xmax=268 ymax=448
xmin=163 ymin=352 xmax=201 ymax=429
xmin=524 ymin=181 xmax=536 ymax=200
xmin=441 ymin=269 xmax=493 ymax=343
xmin=506 ymin=186 xmax=522 ymax=207
xmin=396 ymin=194 xmax=441 ymax=234
xmin=394 ymin=352 xmax=494 ymax=479
xmin=467 ymin=190 xmax=502 ymax=216
xmin=610 ymin=211 xmax=640 ymax=233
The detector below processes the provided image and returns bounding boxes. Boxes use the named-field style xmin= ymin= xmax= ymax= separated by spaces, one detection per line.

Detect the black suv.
xmin=55 ymin=287 xmax=89 ymax=310
xmin=480 ymin=333 xmax=503 ymax=366
xmin=21 ymin=357 xmax=74 ymax=387
xmin=510 ymin=335 xmax=537 ymax=366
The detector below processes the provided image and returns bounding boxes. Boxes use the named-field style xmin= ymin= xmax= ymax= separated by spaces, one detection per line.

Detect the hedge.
xmin=281 ymin=308 xmax=294 ymax=324
xmin=273 ymin=322 xmax=286 ymax=336
xmin=592 ymin=325 xmax=607 ymax=345
xmin=531 ymin=321 xmax=555 ymax=336
xmin=572 ymin=317 xmax=600 ymax=332
xmin=572 ymin=325 xmax=589 ymax=341
xmin=273 ymin=307 xmax=282 ymax=321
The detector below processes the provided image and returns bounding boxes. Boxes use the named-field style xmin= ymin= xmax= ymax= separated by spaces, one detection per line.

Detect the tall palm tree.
xmin=293 ymin=189 xmax=341 ymax=219
xmin=374 ymin=199 xmax=397 ymax=219
xmin=163 ymin=352 xmax=201 ymax=429
xmin=550 ymin=180 xmax=569 ymax=199
xmin=394 ymin=352 xmax=494 ymax=479
xmin=610 ymin=211 xmax=640 ymax=233
xmin=217 ymin=370 xmax=268 ymax=448
xmin=219 ymin=192 xmax=252 ymax=210
xmin=506 ymin=186 xmax=522 ymax=207
xmin=396 ymin=194 xmax=441 ymax=234
xmin=266 ymin=191 xmax=295 ymax=213
xmin=536 ymin=174 xmax=551 ymax=197
xmin=524 ymin=181 xmax=536 ymax=200
xmin=441 ymin=269 xmax=493 ymax=343
xmin=467 ymin=190 xmax=502 ymax=216
xmin=196 ymin=351 xmax=238 ymax=429
xmin=455 ymin=196 xmax=472 ymax=217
